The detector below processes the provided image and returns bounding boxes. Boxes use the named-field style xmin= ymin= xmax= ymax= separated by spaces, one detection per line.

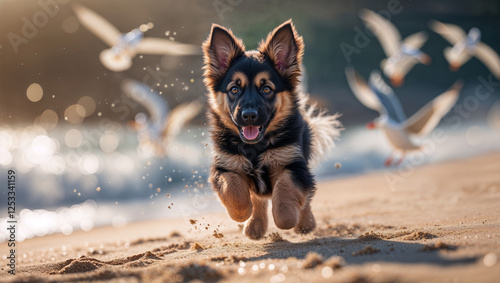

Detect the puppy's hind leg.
xmin=294 ymin=196 xmax=316 ymax=234
xmin=212 ymin=171 xmax=252 ymax=222
xmin=244 ymin=194 xmax=268 ymax=240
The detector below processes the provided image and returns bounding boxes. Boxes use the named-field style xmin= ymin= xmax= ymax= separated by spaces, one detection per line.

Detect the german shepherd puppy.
xmin=202 ymin=20 xmax=341 ymax=240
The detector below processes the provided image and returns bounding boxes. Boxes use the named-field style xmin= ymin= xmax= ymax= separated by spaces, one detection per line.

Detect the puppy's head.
xmin=203 ymin=20 xmax=304 ymax=144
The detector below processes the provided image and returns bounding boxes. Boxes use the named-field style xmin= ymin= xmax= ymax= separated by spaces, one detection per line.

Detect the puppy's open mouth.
xmin=239 ymin=125 xmax=266 ymax=143
xmin=242 ymin=126 xmax=260 ymax=140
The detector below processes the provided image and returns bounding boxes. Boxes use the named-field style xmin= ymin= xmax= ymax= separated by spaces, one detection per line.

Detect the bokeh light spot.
xmin=78 ymin=96 xmax=96 ymax=117
xmin=32 ymin=135 xmax=57 ymax=157
xmin=0 ymin=130 xmax=14 ymax=150
xmin=27 ymin=83 xmax=43 ymax=102
xmin=35 ymin=109 xmax=59 ymax=130
xmin=64 ymin=104 xmax=86 ymax=124
xmin=62 ymin=16 xmax=79 ymax=33
xmin=465 ymin=126 xmax=485 ymax=146
xmin=65 ymin=129 xmax=83 ymax=148
xmin=483 ymin=253 xmax=498 ymax=267
xmin=139 ymin=24 xmax=148 ymax=32
xmin=100 ymin=132 xmax=119 ymax=153
xmin=0 ymin=148 xmax=13 ymax=166
xmin=80 ymin=155 xmax=99 ymax=175
xmin=80 ymin=219 xmax=94 ymax=232
xmin=61 ymin=224 xmax=73 ymax=235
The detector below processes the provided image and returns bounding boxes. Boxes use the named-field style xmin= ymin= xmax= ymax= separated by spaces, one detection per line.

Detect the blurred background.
xmin=1 ymin=0 xmax=499 ymax=242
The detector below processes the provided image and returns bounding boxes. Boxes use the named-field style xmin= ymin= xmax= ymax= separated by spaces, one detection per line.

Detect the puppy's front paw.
xmin=217 ymin=172 xmax=252 ymax=222
xmin=272 ymin=204 xmax=300 ymax=230
xmin=225 ymin=196 xmax=252 ymax=222
xmin=244 ymin=216 xmax=268 ymax=240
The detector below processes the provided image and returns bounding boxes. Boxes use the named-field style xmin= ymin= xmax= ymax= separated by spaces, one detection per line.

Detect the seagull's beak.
xmin=128 ymin=121 xmax=139 ymax=131
xmin=449 ymin=62 xmax=461 ymax=72
xmin=366 ymin=121 xmax=377 ymax=129
xmin=421 ymin=54 xmax=432 ymax=65
xmin=390 ymin=75 xmax=404 ymax=87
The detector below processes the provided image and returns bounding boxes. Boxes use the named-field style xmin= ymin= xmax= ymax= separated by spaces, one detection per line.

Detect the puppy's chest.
xmin=233 ymin=144 xmax=303 ymax=195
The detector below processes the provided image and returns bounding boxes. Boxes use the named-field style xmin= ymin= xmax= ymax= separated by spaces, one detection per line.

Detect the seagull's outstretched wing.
xmin=429 ymin=20 xmax=466 ymax=45
xmin=360 ymin=9 xmax=401 ymax=56
xmin=162 ymin=101 xmax=203 ymax=142
xmin=402 ymin=31 xmax=428 ymax=50
xmin=474 ymin=42 xmax=500 ymax=78
xmin=345 ymin=67 xmax=384 ymax=112
xmin=368 ymin=71 xmax=407 ymax=123
xmin=73 ymin=4 xmax=121 ymax=47
xmin=404 ymin=82 xmax=462 ymax=136
xmin=121 ymin=80 xmax=169 ymax=133
xmin=136 ymin=38 xmax=202 ymax=55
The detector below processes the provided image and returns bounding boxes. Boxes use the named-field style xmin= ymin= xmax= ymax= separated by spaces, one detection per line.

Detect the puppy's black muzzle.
xmin=241 ymin=109 xmax=258 ymax=125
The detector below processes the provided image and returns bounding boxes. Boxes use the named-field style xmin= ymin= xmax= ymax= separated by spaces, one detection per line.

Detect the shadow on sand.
xmin=245 ymin=236 xmax=477 ymax=266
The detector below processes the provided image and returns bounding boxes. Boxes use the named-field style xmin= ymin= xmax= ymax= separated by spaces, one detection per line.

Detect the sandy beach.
xmin=2 ymin=152 xmax=500 ymax=282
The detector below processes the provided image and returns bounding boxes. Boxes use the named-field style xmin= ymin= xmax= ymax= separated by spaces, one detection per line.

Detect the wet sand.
xmin=2 ymin=152 xmax=500 ymax=282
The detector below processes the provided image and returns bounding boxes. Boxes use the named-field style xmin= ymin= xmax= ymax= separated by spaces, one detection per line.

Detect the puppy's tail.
xmin=303 ymin=100 xmax=343 ymax=166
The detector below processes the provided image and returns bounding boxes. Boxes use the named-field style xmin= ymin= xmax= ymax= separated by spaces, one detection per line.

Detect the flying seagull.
xmin=73 ymin=4 xmax=201 ymax=72
xmin=430 ymin=21 xmax=500 ymax=79
xmin=121 ymin=79 xmax=202 ymax=157
xmin=360 ymin=9 xmax=431 ymax=87
xmin=345 ymin=67 xmax=462 ymax=166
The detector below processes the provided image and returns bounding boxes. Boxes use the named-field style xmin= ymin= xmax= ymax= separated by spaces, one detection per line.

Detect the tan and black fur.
xmin=202 ymin=20 xmax=342 ymax=240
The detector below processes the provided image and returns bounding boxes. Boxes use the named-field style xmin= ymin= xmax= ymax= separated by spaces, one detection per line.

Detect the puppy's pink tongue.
xmin=242 ymin=126 xmax=259 ymax=140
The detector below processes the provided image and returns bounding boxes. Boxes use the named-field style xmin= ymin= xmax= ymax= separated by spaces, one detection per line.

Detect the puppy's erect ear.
xmin=258 ymin=20 xmax=304 ymax=87
xmin=203 ymin=24 xmax=245 ymax=90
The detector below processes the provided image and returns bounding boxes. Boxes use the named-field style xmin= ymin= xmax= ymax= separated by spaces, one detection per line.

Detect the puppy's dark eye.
xmin=262 ymin=86 xmax=272 ymax=94
xmin=229 ymin=86 xmax=240 ymax=95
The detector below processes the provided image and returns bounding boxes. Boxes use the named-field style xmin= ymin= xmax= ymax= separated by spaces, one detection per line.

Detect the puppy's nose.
xmin=242 ymin=109 xmax=258 ymax=124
